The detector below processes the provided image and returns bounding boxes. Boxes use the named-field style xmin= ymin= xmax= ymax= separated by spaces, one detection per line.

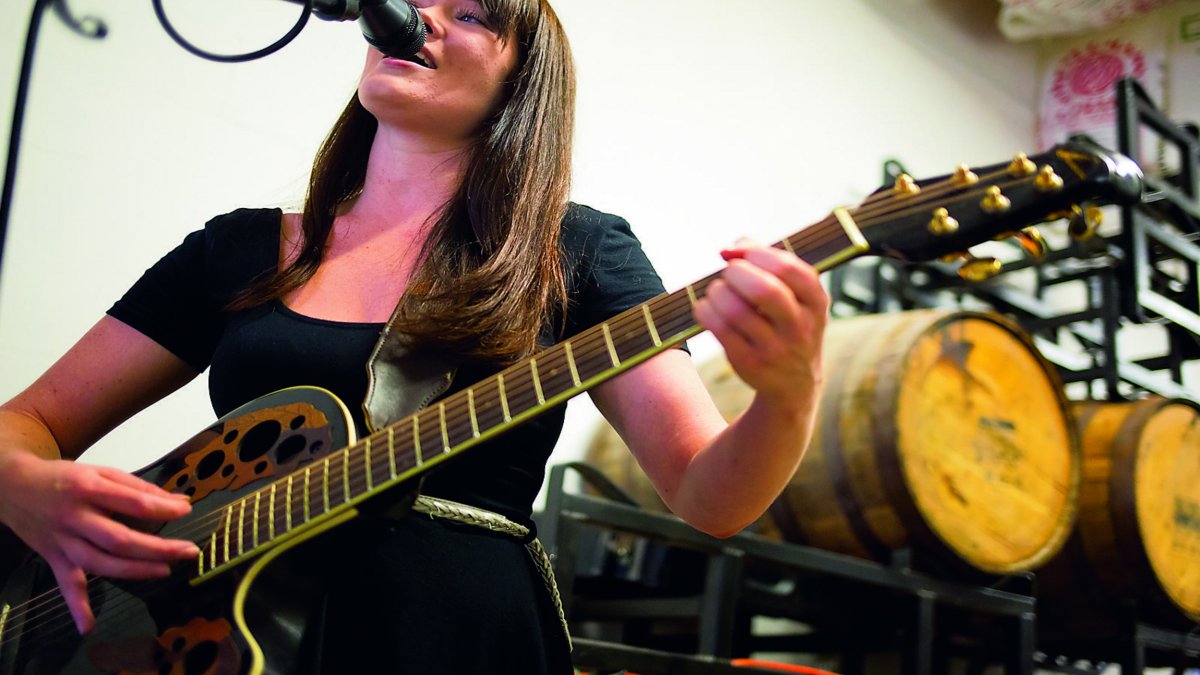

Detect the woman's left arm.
xmin=588 ymin=242 xmax=828 ymax=538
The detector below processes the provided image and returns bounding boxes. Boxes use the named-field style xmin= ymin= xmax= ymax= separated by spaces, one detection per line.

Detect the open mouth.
xmin=399 ymin=52 xmax=435 ymax=69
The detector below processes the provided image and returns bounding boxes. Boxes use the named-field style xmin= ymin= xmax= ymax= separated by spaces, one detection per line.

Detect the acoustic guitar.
xmin=0 ymin=142 xmax=1143 ymax=674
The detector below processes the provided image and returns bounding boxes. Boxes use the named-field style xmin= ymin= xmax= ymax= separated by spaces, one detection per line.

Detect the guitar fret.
xmin=302 ymin=468 xmax=310 ymax=523
xmin=530 ymin=359 xmax=545 ymax=404
xmin=564 ymin=342 xmax=581 ymax=387
xmin=686 ymin=284 xmax=699 ymax=307
xmin=781 ymin=236 xmax=796 ymax=254
xmin=223 ymin=508 xmax=231 ymax=563
xmin=209 ymin=531 xmax=217 ymax=570
xmin=642 ymin=305 xmax=662 ymax=347
xmin=253 ymin=492 xmax=261 ymax=548
xmin=288 ymin=475 xmax=296 ymax=529
xmin=468 ymin=390 xmax=480 ymax=438
xmin=659 ymin=289 xmax=699 ymax=338
xmin=390 ymin=426 xmax=400 ymax=476
xmin=602 ymin=324 xmax=620 ymax=367
xmin=364 ymin=438 xmax=374 ymax=492
xmin=411 ymin=417 xmax=422 ymax=466
xmin=497 ymin=374 xmax=511 ymax=422
xmin=0 ymin=603 xmax=10 ymax=645
xmin=342 ymin=451 xmax=351 ymax=503
xmin=237 ymin=500 xmax=246 ymax=556
xmin=269 ymin=484 xmax=277 ymax=539
xmin=439 ymin=403 xmax=450 ymax=453
xmin=322 ymin=457 xmax=331 ymax=512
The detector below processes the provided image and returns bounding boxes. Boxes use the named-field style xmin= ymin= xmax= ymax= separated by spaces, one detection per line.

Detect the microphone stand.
xmin=0 ymin=0 xmax=312 ymax=288
xmin=0 ymin=0 xmax=108 ymax=305
xmin=0 ymin=0 xmax=371 ymax=306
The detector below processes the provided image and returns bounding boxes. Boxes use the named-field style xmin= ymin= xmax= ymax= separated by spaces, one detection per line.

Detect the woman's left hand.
xmin=692 ymin=239 xmax=829 ymax=411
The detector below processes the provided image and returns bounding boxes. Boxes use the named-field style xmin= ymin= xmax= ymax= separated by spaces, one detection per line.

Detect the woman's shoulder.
xmin=157 ymin=207 xmax=283 ymax=295
xmin=562 ymin=202 xmax=628 ymax=233
xmin=198 ymin=207 xmax=283 ymax=248
xmin=560 ymin=202 xmax=641 ymax=257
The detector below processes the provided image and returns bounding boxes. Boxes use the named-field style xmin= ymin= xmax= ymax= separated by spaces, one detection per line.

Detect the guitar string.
xmin=1 ymin=168 xmax=1047 ymax=641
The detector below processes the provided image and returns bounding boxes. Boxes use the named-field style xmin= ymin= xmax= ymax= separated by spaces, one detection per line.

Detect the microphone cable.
xmin=151 ymin=0 xmax=314 ymax=63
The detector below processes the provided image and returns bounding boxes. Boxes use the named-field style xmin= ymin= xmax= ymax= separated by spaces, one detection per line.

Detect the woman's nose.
xmin=416 ymin=8 xmax=438 ymax=40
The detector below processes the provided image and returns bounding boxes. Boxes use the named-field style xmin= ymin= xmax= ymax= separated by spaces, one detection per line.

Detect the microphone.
xmin=307 ymin=0 xmax=426 ymax=58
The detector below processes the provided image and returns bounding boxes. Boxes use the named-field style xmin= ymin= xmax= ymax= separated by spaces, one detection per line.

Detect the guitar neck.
xmin=190 ymin=213 xmax=867 ymax=581
xmin=361 ymin=210 xmax=867 ymax=484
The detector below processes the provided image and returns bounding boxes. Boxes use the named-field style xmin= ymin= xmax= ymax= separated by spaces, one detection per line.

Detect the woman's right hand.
xmin=0 ymin=450 xmax=200 ymax=634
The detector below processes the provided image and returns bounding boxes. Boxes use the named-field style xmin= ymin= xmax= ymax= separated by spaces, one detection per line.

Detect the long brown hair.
xmin=231 ymin=0 xmax=575 ymax=364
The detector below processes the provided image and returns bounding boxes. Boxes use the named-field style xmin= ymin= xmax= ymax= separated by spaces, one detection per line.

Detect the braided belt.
xmin=412 ymin=495 xmax=571 ymax=650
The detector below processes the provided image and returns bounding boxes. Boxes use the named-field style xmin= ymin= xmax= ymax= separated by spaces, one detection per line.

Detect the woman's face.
xmin=358 ymin=0 xmax=520 ymax=149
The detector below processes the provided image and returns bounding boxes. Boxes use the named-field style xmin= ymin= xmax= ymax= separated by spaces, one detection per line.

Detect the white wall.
xmin=0 ymin=0 xmax=1039 ymax=486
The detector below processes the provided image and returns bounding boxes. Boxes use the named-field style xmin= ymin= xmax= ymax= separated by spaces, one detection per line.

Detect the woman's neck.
xmin=342 ymin=125 xmax=472 ymax=228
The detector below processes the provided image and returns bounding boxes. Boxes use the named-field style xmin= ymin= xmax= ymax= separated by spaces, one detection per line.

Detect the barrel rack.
xmin=538 ymin=463 xmax=1039 ymax=675
xmin=540 ymin=463 xmax=1200 ymax=674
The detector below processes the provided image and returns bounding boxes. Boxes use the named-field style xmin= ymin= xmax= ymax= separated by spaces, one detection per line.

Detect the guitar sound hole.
xmin=196 ymin=450 xmax=226 ymax=480
xmin=223 ymin=429 xmax=239 ymax=444
xmin=276 ymin=434 xmax=308 ymax=465
xmin=238 ymin=421 xmax=282 ymax=462
xmin=289 ymin=415 xmax=306 ymax=430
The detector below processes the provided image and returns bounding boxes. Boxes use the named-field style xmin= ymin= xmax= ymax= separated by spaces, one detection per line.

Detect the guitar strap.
xmin=363 ymin=308 xmax=572 ymax=650
xmin=362 ymin=301 xmax=457 ymax=434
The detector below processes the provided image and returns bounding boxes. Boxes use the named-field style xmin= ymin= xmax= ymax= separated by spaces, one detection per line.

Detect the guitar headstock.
xmin=850 ymin=140 xmax=1143 ymax=265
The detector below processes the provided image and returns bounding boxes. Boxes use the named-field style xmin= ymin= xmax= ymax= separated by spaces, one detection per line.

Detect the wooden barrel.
xmin=588 ymin=309 xmax=1080 ymax=575
xmin=1039 ymin=397 xmax=1200 ymax=626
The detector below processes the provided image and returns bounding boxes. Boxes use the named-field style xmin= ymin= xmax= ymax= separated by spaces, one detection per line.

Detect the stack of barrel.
xmin=1039 ymin=396 xmax=1200 ymax=634
xmin=586 ymin=309 xmax=1200 ymax=638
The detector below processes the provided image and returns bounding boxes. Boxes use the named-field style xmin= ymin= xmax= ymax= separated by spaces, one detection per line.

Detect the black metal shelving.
xmin=539 ymin=464 xmax=1039 ymax=675
xmin=828 ymin=78 xmax=1200 ymax=405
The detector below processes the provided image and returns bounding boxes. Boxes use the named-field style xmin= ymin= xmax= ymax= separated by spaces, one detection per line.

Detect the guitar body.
xmin=0 ymin=387 xmax=378 ymax=675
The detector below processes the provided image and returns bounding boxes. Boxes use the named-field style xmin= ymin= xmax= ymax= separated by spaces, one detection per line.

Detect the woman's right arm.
xmin=0 ymin=315 xmax=204 ymax=633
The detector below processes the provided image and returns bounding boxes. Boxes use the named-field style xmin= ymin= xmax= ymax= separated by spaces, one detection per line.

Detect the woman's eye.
xmin=457 ymin=10 xmax=492 ymax=28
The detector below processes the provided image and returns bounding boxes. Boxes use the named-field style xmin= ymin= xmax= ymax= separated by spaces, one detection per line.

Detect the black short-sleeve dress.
xmin=107 ymin=205 xmax=672 ymax=674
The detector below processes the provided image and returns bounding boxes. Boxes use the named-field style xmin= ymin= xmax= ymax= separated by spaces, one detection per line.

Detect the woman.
xmin=0 ymin=0 xmax=828 ymax=671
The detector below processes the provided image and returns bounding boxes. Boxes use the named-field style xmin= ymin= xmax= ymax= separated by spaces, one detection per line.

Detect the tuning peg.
xmin=1035 ymin=165 xmax=1064 ymax=193
xmin=990 ymin=227 xmax=1047 ymax=259
xmin=1012 ymin=227 xmax=1048 ymax=260
xmin=953 ymin=165 xmax=980 ymax=187
xmin=958 ymin=255 xmax=1003 ymax=282
xmin=1008 ymin=153 xmax=1037 ymax=177
xmin=981 ymin=186 xmax=1012 ymax=213
xmin=1068 ymin=205 xmax=1104 ymax=241
xmin=928 ymin=208 xmax=959 ymax=235
xmin=939 ymin=251 xmax=969 ymax=263
xmin=894 ymin=174 xmax=921 ymax=196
